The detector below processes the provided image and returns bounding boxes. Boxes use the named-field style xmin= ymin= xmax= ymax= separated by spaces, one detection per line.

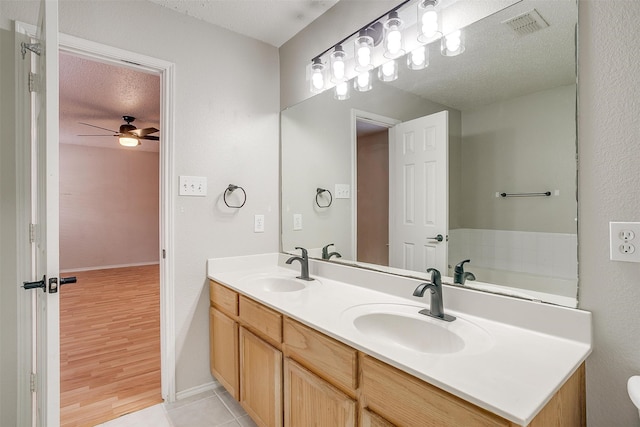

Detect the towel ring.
xmin=316 ymin=188 xmax=332 ymax=208
xmin=224 ymin=184 xmax=246 ymax=209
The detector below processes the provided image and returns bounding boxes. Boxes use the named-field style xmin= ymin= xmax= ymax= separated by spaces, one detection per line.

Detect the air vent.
xmin=502 ymin=9 xmax=549 ymax=36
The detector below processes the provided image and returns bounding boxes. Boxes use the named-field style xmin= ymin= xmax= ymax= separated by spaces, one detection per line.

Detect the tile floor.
xmin=95 ymin=386 xmax=257 ymax=427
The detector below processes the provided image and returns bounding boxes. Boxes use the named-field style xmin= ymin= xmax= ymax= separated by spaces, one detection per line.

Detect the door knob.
xmin=427 ymin=234 xmax=444 ymax=242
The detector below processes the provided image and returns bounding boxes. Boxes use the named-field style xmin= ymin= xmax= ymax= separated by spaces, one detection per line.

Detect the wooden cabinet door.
xmin=240 ymin=327 xmax=283 ymax=427
xmin=284 ymin=358 xmax=356 ymax=427
xmin=209 ymin=307 xmax=239 ymax=400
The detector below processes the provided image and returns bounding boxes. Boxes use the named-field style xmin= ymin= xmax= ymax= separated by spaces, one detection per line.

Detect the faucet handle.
xmin=426 ymin=268 xmax=441 ymax=286
xmin=294 ymin=246 xmax=308 ymax=258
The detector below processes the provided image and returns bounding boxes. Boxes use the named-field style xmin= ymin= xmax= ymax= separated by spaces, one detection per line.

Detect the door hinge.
xmin=29 ymin=223 xmax=36 ymax=243
xmin=162 ymin=249 xmax=166 ymax=259
xmin=30 ymin=372 xmax=36 ymax=393
xmin=28 ymin=72 xmax=37 ymax=93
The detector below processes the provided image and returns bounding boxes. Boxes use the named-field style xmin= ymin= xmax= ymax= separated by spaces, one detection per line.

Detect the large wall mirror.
xmin=281 ymin=0 xmax=578 ymax=307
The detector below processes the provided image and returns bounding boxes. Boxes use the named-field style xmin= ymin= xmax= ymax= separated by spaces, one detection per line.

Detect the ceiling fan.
xmin=79 ymin=115 xmax=159 ymax=147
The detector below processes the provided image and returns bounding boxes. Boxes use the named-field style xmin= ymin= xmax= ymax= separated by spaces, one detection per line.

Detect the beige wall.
xmin=280 ymin=1 xmax=640 ymax=425
xmin=59 ymin=144 xmax=160 ymax=271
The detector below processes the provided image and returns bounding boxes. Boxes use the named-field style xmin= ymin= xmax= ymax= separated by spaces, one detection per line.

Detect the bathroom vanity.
xmin=207 ymin=254 xmax=591 ymax=427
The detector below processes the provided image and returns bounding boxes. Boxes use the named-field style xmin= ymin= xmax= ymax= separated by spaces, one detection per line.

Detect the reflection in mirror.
xmin=281 ymin=0 xmax=578 ymax=307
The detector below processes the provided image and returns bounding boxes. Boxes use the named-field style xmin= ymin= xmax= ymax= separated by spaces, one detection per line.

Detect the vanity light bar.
xmin=309 ymin=0 xmax=465 ymax=97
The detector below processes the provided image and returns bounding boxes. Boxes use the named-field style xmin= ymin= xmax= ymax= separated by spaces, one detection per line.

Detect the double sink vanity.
xmin=207 ymin=253 xmax=591 ymax=427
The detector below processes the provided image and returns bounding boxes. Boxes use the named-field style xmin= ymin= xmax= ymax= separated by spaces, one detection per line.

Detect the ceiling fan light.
xmin=119 ymin=136 xmax=139 ymax=147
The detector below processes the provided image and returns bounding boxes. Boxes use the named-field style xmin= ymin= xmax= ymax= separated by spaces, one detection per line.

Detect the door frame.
xmin=15 ymin=24 xmax=177 ymax=424
xmin=350 ymin=109 xmax=400 ymax=261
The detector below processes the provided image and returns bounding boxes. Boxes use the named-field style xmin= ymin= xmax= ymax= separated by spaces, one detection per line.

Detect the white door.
xmin=389 ymin=111 xmax=448 ymax=273
xmin=25 ymin=0 xmax=61 ymax=425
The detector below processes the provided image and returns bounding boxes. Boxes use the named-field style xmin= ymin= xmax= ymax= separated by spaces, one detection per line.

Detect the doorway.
xmin=356 ymin=120 xmax=391 ymax=266
xmin=58 ymin=52 xmax=162 ymax=426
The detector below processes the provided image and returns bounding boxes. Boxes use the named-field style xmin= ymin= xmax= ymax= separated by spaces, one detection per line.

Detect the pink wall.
xmin=59 ymin=144 xmax=160 ymax=271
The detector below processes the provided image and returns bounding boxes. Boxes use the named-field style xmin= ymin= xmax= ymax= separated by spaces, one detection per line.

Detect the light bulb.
xmin=312 ymin=71 xmax=324 ymax=90
xmin=411 ymin=49 xmax=425 ymax=66
xmin=354 ymin=71 xmax=372 ymax=92
xmin=357 ymin=72 xmax=369 ymax=87
xmin=445 ymin=31 xmax=461 ymax=52
xmin=421 ymin=10 xmax=438 ymax=39
xmin=382 ymin=61 xmax=395 ymax=77
xmin=332 ymin=60 xmax=345 ymax=81
xmin=330 ymin=45 xmax=347 ymax=82
xmin=334 ymin=81 xmax=350 ymax=100
xmin=378 ymin=60 xmax=398 ymax=82
xmin=408 ymin=46 xmax=429 ymax=70
xmin=309 ymin=58 xmax=326 ymax=93
xmin=357 ymin=46 xmax=371 ymax=68
xmin=336 ymin=81 xmax=348 ymax=96
xmin=386 ymin=29 xmax=402 ymax=56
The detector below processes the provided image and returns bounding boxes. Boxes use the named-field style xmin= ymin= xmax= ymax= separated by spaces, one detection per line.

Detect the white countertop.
xmin=207 ymin=253 xmax=592 ymax=426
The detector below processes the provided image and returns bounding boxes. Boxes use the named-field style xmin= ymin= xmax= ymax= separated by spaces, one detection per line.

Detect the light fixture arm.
xmin=310 ymin=0 xmax=411 ymax=62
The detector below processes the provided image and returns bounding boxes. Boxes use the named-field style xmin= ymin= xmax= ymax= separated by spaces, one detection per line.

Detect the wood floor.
xmin=60 ymin=264 xmax=163 ymax=427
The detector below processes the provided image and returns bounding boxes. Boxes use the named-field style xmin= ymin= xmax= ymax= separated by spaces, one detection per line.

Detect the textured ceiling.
xmin=386 ymin=0 xmax=576 ymax=111
xmin=145 ymin=0 xmax=340 ymax=47
xmin=59 ymin=52 xmax=161 ymax=152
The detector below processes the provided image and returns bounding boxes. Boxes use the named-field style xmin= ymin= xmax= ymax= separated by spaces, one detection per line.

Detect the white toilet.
xmin=629 ymin=376 xmax=640 ymax=418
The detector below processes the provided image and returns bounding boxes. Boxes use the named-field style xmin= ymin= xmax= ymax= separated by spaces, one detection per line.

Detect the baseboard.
xmin=60 ymin=261 xmax=160 ymax=274
xmin=175 ymin=381 xmax=220 ymax=401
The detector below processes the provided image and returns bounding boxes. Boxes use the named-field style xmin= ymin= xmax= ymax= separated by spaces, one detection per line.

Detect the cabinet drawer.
xmin=209 ymin=280 xmax=238 ymax=316
xmin=283 ymin=318 xmax=358 ymax=395
xmin=360 ymin=355 xmax=510 ymax=427
xmin=239 ymin=295 xmax=282 ymax=344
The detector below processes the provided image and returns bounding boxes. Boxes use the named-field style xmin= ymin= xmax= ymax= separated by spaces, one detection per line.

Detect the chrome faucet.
xmin=285 ymin=247 xmax=313 ymax=281
xmin=413 ymin=268 xmax=456 ymax=322
xmin=453 ymin=259 xmax=476 ymax=285
xmin=322 ymin=243 xmax=342 ymax=260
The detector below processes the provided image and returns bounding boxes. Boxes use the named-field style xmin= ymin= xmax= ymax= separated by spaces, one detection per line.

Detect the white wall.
xmin=280 ymin=0 xmax=640 ymax=425
xmin=59 ymin=144 xmax=160 ymax=271
xmin=460 ymin=85 xmax=577 ymax=233
xmin=0 ymin=0 xmax=280 ymax=417
xmin=579 ymin=1 xmax=640 ymax=425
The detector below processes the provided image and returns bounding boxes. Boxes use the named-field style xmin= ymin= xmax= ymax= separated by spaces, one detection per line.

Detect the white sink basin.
xmin=341 ymin=303 xmax=494 ymax=355
xmin=240 ymin=274 xmax=319 ymax=293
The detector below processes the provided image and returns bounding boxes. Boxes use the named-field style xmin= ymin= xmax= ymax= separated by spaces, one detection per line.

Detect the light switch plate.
xmin=610 ymin=221 xmax=640 ymax=262
xmin=293 ymin=214 xmax=302 ymax=231
xmin=335 ymin=184 xmax=350 ymax=199
xmin=254 ymin=215 xmax=265 ymax=233
xmin=179 ymin=176 xmax=207 ymax=196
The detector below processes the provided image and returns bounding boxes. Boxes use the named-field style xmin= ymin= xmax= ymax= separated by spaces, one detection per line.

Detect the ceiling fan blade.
xmin=79 ymin=122 xmax=119 ymax=133
xmin=129 ymin=127 xmax=159 ymax=137
xmin=77 ymin=134 xmax=117 ymax=137
xmin=140 ymin=135 xmax=160 ymax=141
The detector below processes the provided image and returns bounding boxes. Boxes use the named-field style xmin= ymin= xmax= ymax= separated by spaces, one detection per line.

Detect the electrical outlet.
xmin=610 ymin=221 xmax=640 ymax=262
xmin=254 ymin=215 xmax=265 ymax=233
xmin=179 ymin=176 xmax=207 ymax=196
xmin=335 ymin=184 xmax=350 ymax=199
xmin=293 ymin=214 xmax=303 ymax=231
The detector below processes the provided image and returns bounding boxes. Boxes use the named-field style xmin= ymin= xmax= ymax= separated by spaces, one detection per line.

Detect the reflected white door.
xmin=389 ymin=111 xmax=448 ymax=273
xmin=31 ymin=0 xmax=61 ymax=425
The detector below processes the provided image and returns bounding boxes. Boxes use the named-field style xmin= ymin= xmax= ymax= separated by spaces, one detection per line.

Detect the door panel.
xmin=389 ymin=111 xmax=448 ymax=273
xmin=33 ymin=0 xmax=61 ymax=425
